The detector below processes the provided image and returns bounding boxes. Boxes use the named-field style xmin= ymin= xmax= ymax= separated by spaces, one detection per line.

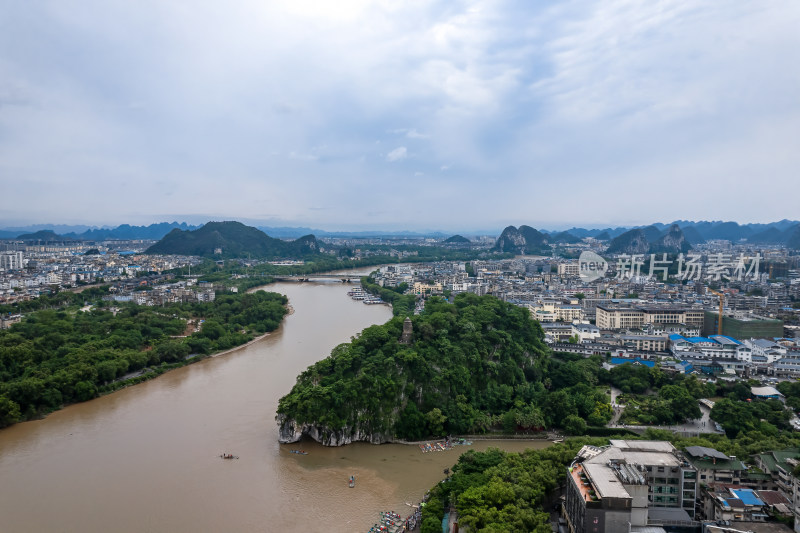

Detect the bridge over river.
xmin=270 ymin=273 xmax=362 ymax=282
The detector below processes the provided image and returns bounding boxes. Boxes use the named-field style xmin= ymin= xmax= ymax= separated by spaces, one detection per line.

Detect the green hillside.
xmin=145 ymin=221 xmax=319 ymax=258
xmin=277 ymin=294 xmax=552 ymax=444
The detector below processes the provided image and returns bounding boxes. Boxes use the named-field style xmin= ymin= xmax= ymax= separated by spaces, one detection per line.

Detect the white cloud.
xmin=0 ymin=0 xmax=799 ymax=229
xmin=389 ymin=128 xmax=430 ymax=140
xmin=386 ymin=146 xmax=407 ymax=162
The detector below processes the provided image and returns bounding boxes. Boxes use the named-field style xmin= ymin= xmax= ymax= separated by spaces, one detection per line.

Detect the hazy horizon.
xmin=1 ymin=217 xmax=798 ymax=238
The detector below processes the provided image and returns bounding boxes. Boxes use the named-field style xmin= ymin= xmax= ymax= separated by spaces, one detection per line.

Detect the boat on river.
xmin=349 ymin=475 xmax=355 ymax=488
xmin=220 ymin=453 xmax=239 ymax=459
xmin=289 ymin=449 xmax=308 ymax=455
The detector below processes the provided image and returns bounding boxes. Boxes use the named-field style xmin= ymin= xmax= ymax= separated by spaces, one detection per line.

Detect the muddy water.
xmin=0 ymin=280 xmax=550 ymax=532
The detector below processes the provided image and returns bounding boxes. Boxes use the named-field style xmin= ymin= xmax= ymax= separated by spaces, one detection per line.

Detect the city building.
xmin=597 ymin=305 xmax=703 ymax=331
xmin=564 ymin=440 xmax=697 ymax=533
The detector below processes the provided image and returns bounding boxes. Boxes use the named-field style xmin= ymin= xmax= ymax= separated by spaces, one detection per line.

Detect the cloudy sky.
xmin=1 ymin=0 xmax=798 ymax=232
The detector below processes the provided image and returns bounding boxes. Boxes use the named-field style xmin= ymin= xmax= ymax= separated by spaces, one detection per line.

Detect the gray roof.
xmin=583 ymin=463 xmax=630 ymax=499
xmin=685 ymin=446 xmax=729 ymax=460
xmin=751 ymin=386 xmax=783 ymax=397
xmin=647 ymin=507 xmax=693 ymax=522
xmin=753 ymin=339 xmax=781 ymax=348
xmin=608 ymin=440 xmax=676 ymax=452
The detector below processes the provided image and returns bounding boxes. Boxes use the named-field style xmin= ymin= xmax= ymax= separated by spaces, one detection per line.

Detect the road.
xmin=608 ymin=403 xmax=724 ymax=436
xmin=609 ymin=386 xmax=624 ymax=425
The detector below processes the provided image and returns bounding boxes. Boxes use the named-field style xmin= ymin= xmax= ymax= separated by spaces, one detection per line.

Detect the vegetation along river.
xmin=0 ymin=278 xmax=550 ymax=532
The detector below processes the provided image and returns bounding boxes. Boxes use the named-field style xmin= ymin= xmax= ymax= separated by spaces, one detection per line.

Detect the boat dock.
xmin=347 ymin=287 xmax=386 ymax=306
xmin=367 ymin=508 xmax=421 ymax=533
xmin=417 ymin=438 xmax=472 ymax=453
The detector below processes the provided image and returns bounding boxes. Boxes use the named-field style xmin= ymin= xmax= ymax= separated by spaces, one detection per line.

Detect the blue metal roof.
xmin=669 ymin=334 xmax=686 ymax=341
xmin=610 ymin=357 xmax=656 ymax=368
xmin=731 ymin=489 xmax=764 ymax=507
xmin=687 ymin=337 xmax=716 ymax=344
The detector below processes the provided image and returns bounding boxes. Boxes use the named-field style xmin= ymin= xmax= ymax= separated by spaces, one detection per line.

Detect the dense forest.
xmin=277 ymin=294 xmax=551 ymax=444
xmin=0 ymin=290 xmax=287 ymax=428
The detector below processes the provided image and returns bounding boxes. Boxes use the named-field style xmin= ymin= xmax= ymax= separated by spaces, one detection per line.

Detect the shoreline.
xmin=4 ymin=302 xmax=295 ymax=429
xmin=207 ymin=303 xmax=294 ymax=358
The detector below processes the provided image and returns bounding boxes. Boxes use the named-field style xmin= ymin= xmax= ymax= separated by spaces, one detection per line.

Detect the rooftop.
xmin=685 ymin=446 xmax=729 ymax=461
xmin=587 ymin=443 xmax=681 ymax=468
xmin=730 ymin=488 xmax=765 ymax=506
xmin=751 ymin=386 xmax=783 ymax=397
xmin=583 ymin=462 xmax=632 ymax=499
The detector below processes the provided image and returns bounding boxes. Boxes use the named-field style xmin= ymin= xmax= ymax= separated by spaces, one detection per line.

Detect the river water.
xmin=0 ymin=280 xmax=549 ymax=532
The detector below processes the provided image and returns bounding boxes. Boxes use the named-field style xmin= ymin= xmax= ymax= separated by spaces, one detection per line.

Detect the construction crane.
xmin=708 ymin=288 xmax=725 ymax=335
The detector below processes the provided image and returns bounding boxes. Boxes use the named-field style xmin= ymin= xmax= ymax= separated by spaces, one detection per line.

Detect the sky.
xmin=1 ymin=0 xmax=799 ymax=232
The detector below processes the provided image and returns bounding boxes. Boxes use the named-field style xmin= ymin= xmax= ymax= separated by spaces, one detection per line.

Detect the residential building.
xmin=753 ymin=449 xmax=800 ymax=513
xmin=684 ymin=446 xmax=746 ymax=487
xmin=573 ymin=323 xmax=601 ymax=343
xmin=701 ymin=485 xmax=775 ymax=523
xmin=558 ymin=263 xmax=580 ymax=277
xmin=619 ymin=335 xmax=667 ymax=352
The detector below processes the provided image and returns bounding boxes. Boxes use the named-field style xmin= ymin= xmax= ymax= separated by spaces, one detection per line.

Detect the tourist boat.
xmin=289 ymin=449 xmax=307 ymax=455
xmin=220 ymin=453 xmax=239 ymax=459
xmin=349 ymin=475 xmax=355 ymax=488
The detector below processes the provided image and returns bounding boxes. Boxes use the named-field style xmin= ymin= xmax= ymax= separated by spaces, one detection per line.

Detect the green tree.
xmin=563 ymin=415 xmax=587 ymax=435
xmin=426 ymin=408 xmax=447 ymax=436
xmin=74 ymin=381 xmax=97 ymax=402
xmin=0 ymin=394 xmax=21 ymax=427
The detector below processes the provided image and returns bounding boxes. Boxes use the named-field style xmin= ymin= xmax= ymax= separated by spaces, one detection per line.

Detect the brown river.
xmin=0 ymin=279 xmax=550 ymax=532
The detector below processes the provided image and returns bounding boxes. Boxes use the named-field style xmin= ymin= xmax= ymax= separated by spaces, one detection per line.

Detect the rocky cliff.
xmin=605 ymin=224 xmax=691 ymax=255
xmin=277 ymin=415 xmax=393 ymax=446
xmin=650 ymin=224 xmax=691 ymax=254
xmin=605 ymin=228 xmax=650 ymax=254
xmin=493 ymin=225 xmax=550 ymax=254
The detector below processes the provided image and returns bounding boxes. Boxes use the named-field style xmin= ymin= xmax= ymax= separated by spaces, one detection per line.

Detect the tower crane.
xmin=708 ymin=288 xmax=725 ymax=336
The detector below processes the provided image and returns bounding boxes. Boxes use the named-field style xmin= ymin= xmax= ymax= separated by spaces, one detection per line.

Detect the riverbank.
xmin=207 ymin=303 xmax=293 ymax=358
xmin=105 ymin=302 xmax=295 ymax=391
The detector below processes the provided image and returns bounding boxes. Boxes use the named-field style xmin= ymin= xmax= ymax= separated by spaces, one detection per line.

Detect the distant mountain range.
xmin=145 ymin=221 xmax=320 ymax=259
xmin=14 ymin=230 xmax=78 ymax=242
xmin=606 ymin=224 xmax=692 ymax=255
xmin=0 ymin=222 xmax=200 ymax=241
xmin=547 ymin=219 xmax=800 ymax=246
xmin=2 ymin=219 xmax=799 ymax=249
